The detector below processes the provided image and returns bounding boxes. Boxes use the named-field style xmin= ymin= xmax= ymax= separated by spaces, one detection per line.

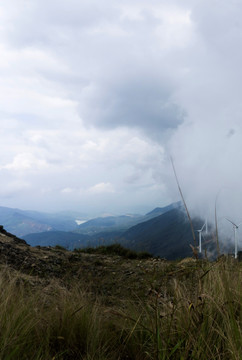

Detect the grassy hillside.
xmin=0 ymin=230 xmax=241 ymax=359
xmin=0 ymin=254 xmax=240 ymax=359
xmin=0 ymin=228 xmax=240 ymax=359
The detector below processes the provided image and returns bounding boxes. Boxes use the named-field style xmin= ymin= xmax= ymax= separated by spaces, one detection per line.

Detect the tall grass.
xmin=110 ymin=258 xmax=241 ymax=359
xmin=0 ymin=258 xmax=240 ymax=359
xmin=0 ymin=269 xmax=114 ymax=359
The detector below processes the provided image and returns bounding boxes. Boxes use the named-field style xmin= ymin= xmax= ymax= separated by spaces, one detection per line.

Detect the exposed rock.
xmin=0 ymin=225 xmax=28 ymax=245
xmin=0 ymin=226 xmax=206 ymax=305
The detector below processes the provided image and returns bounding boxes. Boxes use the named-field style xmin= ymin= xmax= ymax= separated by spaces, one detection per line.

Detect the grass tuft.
xmin=0 ymin=257 xmax=240 ymax=359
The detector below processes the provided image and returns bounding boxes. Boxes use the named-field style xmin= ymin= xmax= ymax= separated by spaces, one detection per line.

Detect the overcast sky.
xmin=1 ymin=1 xmax=242 ymax=222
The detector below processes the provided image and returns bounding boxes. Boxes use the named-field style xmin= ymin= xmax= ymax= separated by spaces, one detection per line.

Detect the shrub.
xmin=75 ymin=243 xmax=153 ymax=259
xmin=54 ymin=245 xmax=67 ymax=251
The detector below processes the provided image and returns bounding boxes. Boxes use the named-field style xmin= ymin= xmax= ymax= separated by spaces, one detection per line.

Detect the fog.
xmin=0 ymin=0 xmax=242 ymax=250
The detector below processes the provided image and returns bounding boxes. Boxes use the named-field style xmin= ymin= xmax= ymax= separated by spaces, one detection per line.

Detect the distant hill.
xmin=1 ymin=203 xmax=234 ymax=261
xmin=24 ymin=231 xmax=91 ymax=250
xmin=0 ymin=206 xmax=82 ymax=237
xmin=24 ymin=229 xmax=125 ymax=250
xmin=120 ymin=208 xmax=213 ymax=260
xmin=17 ymin=202 xmax=221 ymax=260
xmin=23 ymin=203 xmax=216 ymax=260
xmin=74 ymin=215 xmax=142 ymax=235
xmin=0 ymin=202 xmax=182 ymax=239
xmin=75 ymin=202 xmax=182 ymax=235
xmin=144 ymin=202 xmax=181 ymax=220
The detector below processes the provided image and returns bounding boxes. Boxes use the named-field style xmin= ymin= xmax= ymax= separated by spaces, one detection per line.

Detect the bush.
xmin=54 ymin=245 xmax=67 ymax=251
xmin=75 ymin=243 xmax=153 ymax=259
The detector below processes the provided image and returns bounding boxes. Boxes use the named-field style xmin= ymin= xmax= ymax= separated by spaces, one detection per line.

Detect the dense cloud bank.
xmin=0 ymin=0 xmax=242 ymax=241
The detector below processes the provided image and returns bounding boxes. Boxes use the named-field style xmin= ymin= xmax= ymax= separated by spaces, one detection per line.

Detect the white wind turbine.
xmin=226 ymin=218 xmax=242 ymax=259
xmin=197 ymin=220 xmax=207 ymax=253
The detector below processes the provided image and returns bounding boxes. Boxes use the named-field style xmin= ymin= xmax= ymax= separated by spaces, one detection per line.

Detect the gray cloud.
xmin=3 ymin=1 xmax=117 ymax=48
xmin=1 ymin=0 xmax=242 ymax=234
xmin=1 ymin=0 xmax=187 ymax=136
xmin=78 ymin=76 xmax=184 ymax=136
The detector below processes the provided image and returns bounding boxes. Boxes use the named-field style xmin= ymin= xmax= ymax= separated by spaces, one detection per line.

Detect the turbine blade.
xmin=225 ymin=218 xmax=237 ymax=227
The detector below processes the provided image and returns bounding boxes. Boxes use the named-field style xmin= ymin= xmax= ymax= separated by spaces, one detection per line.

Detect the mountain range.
xmin=22 ymin=202 xmax=220 ymax=259
xmin=0 ymin=206 xmax=86 ymax=237
xmin=73 ymin=202 xmax=181 ymax=235
xmin=121 ymin=208 xmax=203 ymax=259
xmin=0 ymin=202 xmax=228 ymax=260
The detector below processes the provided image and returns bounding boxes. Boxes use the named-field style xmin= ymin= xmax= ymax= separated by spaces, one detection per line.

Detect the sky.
xmin=1 ymin=1 xmax=242 ymax=224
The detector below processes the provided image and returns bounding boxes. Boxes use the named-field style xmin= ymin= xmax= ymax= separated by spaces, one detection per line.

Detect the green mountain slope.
xmin=75 ymin=202 xmax=181 ymax=235
xmin=120 ymin=208 xmax=209 ymax=259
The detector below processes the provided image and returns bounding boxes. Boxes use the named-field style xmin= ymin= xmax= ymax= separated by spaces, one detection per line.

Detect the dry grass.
xmin=0 ymin=257 xmax=240 ymax=359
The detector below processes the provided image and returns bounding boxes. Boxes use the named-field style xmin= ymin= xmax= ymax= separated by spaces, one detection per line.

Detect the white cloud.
xmin=0 ymin=0 xmax=241 ymax=226
xmin=61 ymin=187 xmax=74 ymax=194
xmin=0 ymin=180 xmax=31 ymax=198
xmin=1 ymin=153 xmax=49 ymax=172
xmin=88 ymin=182 xmax=115 ymax=194
xmin=154 ymin=6 xmax=194 ymax=50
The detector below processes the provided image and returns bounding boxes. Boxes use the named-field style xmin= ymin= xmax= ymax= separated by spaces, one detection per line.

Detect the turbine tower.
xmin=226 ymin=218 xmax=242 ymax=259
xmin=197 ymin=222 xmax=206 ymax=253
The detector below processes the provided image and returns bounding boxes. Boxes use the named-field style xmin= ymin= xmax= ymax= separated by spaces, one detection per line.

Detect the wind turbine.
xmin=205 ymin=218 xmax=208 ymax=235
xmin=197 ymin=222 xmax=206 ymax=253
xmin=226 ymin=218 xmax=242 ymax=259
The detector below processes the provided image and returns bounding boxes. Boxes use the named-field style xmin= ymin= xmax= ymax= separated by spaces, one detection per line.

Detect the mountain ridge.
xmin=0 ymin=206 xmax=83 ymax=236
xmin=23 ymin=203 xmax=209 ymax=259
xmin=0 ymin=202 xmax=222 ymax=260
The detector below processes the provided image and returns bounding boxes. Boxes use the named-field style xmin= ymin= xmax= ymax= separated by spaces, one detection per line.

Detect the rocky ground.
xmin=0 ymin=226 xmax=204 ymax=304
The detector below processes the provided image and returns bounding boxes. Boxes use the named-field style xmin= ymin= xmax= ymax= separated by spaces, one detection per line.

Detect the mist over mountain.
xmin=144 ymin=202 xmax=181 ymax=220
xmin=0 ymin=203 xmax=176 ymax=239
xmin=120 ymin=208 xmax=206 ymax=259
xmin=74 ymin=215 xmax=142 ymax=235
xmin=23 ymin=205 xmax=177 ymax=251
xmin=75 ymin=202 xmax=182 ymax=235
xmin=1 ymin=201 xmax=236 ymax=259
xmin=22 ymin=203 xmax=185 ymax=253
xmin=21 ymin=202 xmax=223 ymax=259
xmin=0 ymin=206 xmax=81 ymax=237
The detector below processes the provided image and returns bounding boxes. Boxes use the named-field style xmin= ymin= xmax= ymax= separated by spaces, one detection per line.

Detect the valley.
xmin=0 ymin=202 xmax=234 ymax=260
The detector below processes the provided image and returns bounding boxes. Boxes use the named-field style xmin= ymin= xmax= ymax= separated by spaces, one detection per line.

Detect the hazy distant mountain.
xmin=0 ymin=206 xmax=82 ymax=237
xmin=21 ymin=202 xmax=220 ymax=259
xmin=75 ymin=202 xmax=182 ymax=235
xmin=74 ymin=214 xmax=142 ymax=235
xmin=22 ymin=203 xmax=202 ymax=259
xmin=144 ymin=202 xmax=181 ymax=220
xmin=23 ymin=229 xmax=125 ymax=250
xmin=24 ymin=231 xmax=91 ymax=250
xmin=120 ymin=208 xmax=211 ymax=260
xmin=0 ymin=202 xmax=181 ymax=239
